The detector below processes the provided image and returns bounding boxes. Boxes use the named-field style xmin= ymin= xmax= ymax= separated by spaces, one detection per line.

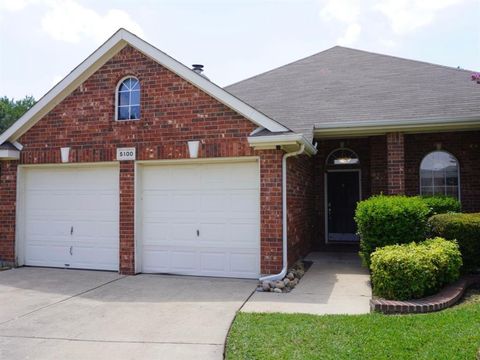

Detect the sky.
xmin=0 ymin=0 xmax=479 ymax=100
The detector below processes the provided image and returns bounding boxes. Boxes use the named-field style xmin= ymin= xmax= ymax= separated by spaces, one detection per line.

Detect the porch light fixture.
xmin=187 ymin=140 xmax=200 ymax=158
xmin=60 ymin=147 xmax=70 ymax=163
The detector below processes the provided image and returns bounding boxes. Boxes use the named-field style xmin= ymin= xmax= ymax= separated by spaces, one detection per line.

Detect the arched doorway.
xmin=325 ymin=148 xmax=361 ymax=243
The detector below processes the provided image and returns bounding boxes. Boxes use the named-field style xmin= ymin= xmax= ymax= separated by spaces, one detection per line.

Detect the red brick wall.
xmin=287 ymin=154 xmax=315 ymax=265
xmin=0 ymin=45 xmax=284 ymax=274
xmin=370 ymin=135 xmax=388 ymax=195
xmin=405 ymin=131 xmax=480 ymax=212
xmin=119 ymin=162 xmax=135 ymax=274
xmin=0 ymin=161 xmax=17 ymax=265
xmin=260 ymin=150 xmax=284 ymax=274
xmin=386 ymin=132 xmax=405 ymax=194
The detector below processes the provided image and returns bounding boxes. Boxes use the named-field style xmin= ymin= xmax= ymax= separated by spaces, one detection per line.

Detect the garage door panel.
xmin=23 ymin=166 xmax=119 ymax=271
xmin=141 ymin=161 xmax=259 ymax=278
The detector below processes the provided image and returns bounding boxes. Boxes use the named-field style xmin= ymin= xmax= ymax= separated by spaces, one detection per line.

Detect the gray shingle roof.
xmin=225 ymin=46 xmax=480 ymax=139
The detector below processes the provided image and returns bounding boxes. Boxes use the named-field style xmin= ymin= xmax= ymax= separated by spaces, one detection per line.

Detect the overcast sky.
xmin=0 ymin=0 xmax=479 ymax=100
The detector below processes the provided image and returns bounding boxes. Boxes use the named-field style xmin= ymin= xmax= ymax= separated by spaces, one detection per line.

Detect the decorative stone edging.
xmin=370 ymin=274 xmax=480 ymax=314
xmin=256 ymin=261 xmax=309 ymax=293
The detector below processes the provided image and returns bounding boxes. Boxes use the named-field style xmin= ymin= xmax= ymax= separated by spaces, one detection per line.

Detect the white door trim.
xmin=324 ymin=168 xmax=362 ymax=245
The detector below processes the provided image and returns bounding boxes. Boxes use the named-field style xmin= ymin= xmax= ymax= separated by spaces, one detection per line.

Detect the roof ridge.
xmin=226 ymin=46 xmax=477 ymax=90
xmin=225 ymin=46 xmax=340 ymax=88
xmin=330 ymin=46 xmax=477 ymax=74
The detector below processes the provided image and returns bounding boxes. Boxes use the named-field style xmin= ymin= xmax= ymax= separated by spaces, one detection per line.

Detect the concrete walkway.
xmin=0 ymin=267 xmax=256 ymax=360
xmin=241 ymin=252 xmax=372 ymax=315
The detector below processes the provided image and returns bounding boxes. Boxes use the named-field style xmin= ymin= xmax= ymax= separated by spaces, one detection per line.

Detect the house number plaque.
xmin=116 ymin=147 xmax=136 ymax=161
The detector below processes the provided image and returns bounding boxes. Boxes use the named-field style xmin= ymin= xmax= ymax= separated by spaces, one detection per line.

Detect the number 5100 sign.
xmin=116 ymin=147 xmax=136 ymax=161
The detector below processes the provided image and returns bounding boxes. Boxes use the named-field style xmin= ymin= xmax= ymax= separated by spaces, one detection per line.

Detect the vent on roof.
xmin=192 ymin=64 xmax=209 ymax=80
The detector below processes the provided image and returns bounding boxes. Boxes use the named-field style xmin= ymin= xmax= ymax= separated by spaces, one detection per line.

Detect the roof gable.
xmin=0 ymin=29 xmax=288 ymax=146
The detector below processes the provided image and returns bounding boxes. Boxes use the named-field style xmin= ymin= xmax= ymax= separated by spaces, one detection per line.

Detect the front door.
xmin=326 ymin=171 xmax=360 ymax=242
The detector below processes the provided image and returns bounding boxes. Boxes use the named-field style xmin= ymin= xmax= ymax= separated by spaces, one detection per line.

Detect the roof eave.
xmin=248 ymin=133 xmax=317 ymax=155
xmin=314 ymin=116 xmax=480 ymax=138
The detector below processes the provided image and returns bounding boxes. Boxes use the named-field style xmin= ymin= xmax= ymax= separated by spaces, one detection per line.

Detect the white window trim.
xmin=115 ymin=76 xmax=140 ymax=121
xmin=419 ymin=150 xmax=461 ymax=200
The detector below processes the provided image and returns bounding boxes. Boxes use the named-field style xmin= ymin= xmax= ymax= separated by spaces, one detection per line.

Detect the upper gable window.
xmin=116 ymin=77 xmax=140 ymax=121
xmin=420 ymin=151 xmax=459 ymax=198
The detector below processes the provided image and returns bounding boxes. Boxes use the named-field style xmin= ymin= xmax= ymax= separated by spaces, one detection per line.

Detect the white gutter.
xmin=248 ymin=133 xmax=317 ymax=155
xmin=314 ymin=115 xmax=480 ymax=138
xmin=259 ymin=144 xmax=306 ymax=283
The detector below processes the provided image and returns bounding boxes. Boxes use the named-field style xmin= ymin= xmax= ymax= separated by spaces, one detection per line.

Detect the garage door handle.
xmin=70 ymin=226 xmax=74 ymax=235
xmin=197 ymin=229 xmax=200 ymax=237
xmin=69 ymin=246 xmax=73 ymax=256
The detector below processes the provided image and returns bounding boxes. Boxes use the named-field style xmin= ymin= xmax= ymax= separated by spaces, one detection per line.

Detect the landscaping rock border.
xmin=256 ymin=260 xmax=311 ymax=293
xmin=370 ymin=274 xmax=480 ymax=314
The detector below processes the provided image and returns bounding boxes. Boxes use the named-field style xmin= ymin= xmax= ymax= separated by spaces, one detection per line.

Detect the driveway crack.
xmin=0 ymin=334 xmax=222 ymax=346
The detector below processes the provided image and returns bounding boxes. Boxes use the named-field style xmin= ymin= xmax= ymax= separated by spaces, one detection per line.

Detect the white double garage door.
xmin=19 ymin=160 xmax=260 ymax=278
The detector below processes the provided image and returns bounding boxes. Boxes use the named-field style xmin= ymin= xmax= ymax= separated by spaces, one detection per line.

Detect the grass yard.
xmin=226 ymin=290 xmax=480 ymax=360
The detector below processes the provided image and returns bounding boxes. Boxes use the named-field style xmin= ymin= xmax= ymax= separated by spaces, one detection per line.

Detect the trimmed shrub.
xmin=429 ymin=213 xmax=480 ymax=273
xmin=355 ymin=195 xmax=429 ymax=267
xmin=370 ymin=237 xmax=462 ymax=300
xmin=419 ymin=195 xmax=461 ymax=217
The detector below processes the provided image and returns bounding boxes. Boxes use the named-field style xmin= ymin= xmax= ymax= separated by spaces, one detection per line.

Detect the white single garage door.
xmin=140 ymin=161 xmax=260 ymax=278
xmin=22 ymin=166 xmax=119 ymax=271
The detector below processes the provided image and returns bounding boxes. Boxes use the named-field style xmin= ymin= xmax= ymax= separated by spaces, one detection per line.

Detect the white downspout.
xmin=259 ymin=144 xmax=306 ymax=282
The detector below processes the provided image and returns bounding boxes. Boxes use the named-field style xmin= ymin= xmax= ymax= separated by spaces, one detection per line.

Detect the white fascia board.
xmin=121 ymin=30 xmax=288 ymax=133
xmin=314 ymin=115 xmax=480 ymax=138
xmin=0 ymin=149 xmax=20 ymax=160
xmin=0 ymin=31 xmax=128 ymax=145
xmin=0 ymin=29 xmax=288 ymax=146
xmin=248 ymin=133 xmax=317 ymax=155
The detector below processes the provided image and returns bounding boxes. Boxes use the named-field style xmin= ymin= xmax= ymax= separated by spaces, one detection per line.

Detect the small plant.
xmin=355 ymin=195 xmax=429 ymax=267
xmin=370 ymin=237 xmax=462 ymax=300
xmin=472 ymin=72 xmax=480 ymax=84
xmin=429 ymin=213 xmax=480 ymax=273
xmin=419 ymin=195 xmax=461 ymax=217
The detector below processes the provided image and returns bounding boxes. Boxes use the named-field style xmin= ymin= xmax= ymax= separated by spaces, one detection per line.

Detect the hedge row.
xmin=429 ymin=213 xmax=480 ymax=273
xmin=370 ymin=237 xmax=462 ymax=300
xmin=355 ymin=195 xmax=461 ymax=267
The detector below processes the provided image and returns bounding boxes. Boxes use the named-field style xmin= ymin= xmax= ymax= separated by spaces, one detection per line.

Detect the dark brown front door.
xmin=326 ymin=171 xmax=360 ymax=242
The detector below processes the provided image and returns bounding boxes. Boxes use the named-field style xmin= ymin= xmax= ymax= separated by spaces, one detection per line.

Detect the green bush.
xmin=419 ymin=195 xmax=461 ymax=216
xmin=370 ymin=237 xmax=462 ymax=300
xmin=429 ymin=213 xmax=480 ymax=273
xmin=355 ymin=195 xmax=429 ymax=267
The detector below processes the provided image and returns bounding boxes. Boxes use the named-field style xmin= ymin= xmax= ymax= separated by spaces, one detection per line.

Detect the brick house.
xmin=0 ymin=29 xmax=479 ymax=279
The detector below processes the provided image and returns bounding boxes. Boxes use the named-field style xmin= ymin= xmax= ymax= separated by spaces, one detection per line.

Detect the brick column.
xmin=386 ymin=132 xmax=405 ymax=195
xmin=258 ymin=149 xmax=283 ymax=275
xmin=119 ymin=161 xmax=135 ymax=274
xmin=0 ymin=161 xmax=18 ymax=265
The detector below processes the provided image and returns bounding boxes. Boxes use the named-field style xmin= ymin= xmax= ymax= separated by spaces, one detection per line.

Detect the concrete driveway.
xmin=0 ymin=267 xmax=255 ymax=360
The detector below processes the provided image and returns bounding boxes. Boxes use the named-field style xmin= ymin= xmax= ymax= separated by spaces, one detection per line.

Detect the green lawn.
xmin=226 ymin=291 xmax=480 ymax=360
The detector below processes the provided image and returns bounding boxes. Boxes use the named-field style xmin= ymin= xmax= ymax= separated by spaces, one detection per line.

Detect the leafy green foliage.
xmin=370 ymin=238 xmax=462 ymax=300
xmin=354 ymin=195 xmax=429 ymax=267
xmin=226 ymin=302 xmax=480 ymax=360
xmin=0 ymin=96 xmax=36 ymax=134
xmin=419 ymin=195 xmax=461 ymax=217
xmin=429 ymin=213 xmax=480 ymax=273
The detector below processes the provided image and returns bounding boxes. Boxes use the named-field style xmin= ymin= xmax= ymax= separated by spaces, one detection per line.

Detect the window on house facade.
xmin=326 ymin=148 xmax=360 ymax=166
xmin=420 ymin=151 xmax=459 ymax=198
xmin=116 ymin=77 xmax=140 ymax=120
